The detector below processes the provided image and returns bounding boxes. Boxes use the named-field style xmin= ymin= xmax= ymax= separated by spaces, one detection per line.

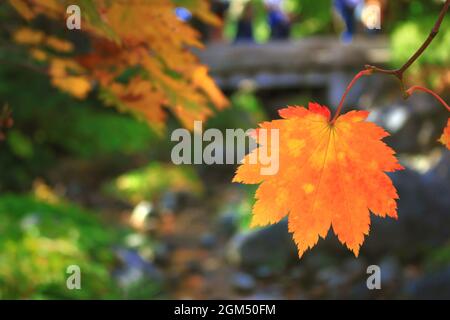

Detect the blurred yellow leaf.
xmin=52 ymin=76 xmax=91 ymax=99
xmin=13 ymin=28 xmax=44 ymax=45
xmin=45 ymin=36 xmax=74 ymax=53
xmin=9 ymin=0 xmax=34 ymax=20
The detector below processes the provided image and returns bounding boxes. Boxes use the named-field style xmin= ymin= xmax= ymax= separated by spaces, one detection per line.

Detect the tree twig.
xmin=365 ymin=0 xmax=450 ymax=86
xmin=406 ymin=85 xmax=450 ymax=112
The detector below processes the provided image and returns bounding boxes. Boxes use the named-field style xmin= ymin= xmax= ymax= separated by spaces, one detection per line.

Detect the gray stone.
xmin=200 ymin=233 xmax=217 ymax=249
xmin=404 ymin=267 xmax=450 ymax=299
xmin=231 ymin=272 xmax=256 ymax=293
xmin=363 ymin=155 xmax=450 ymax=259
xmin=363 ymin=169 xmax=429 ymax=257
xmin=216 ymin=211 xmax=239 ymax=237
xmin=153 ymin=243 xmax=171 ymax=266
xmin=422 ymin=153 xmax=450 ymax=213
xmin=226 ymin=219 xmax=297 ymax=273
xmin=379 ymin=256 xmax=401 ymax=287
xmin=114 ymin=248 xmax=163 ymax=288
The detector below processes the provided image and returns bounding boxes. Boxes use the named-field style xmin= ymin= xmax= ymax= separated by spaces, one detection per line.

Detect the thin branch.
xmin=399 ymin=0 xmax=450 ymax=75
xmin=406 ymin=86 xmax=450 ymax=112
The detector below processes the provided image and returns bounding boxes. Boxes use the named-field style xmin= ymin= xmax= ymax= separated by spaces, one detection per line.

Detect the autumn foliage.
xmin=9 ymin=0 xmax=228 ymax=132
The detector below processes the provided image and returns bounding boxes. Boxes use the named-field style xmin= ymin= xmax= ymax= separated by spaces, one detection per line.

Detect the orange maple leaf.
xmin=439 ymin=118 xmax=450 ymax=149
xmin=233 ymin=103 xmax=404 ymax=257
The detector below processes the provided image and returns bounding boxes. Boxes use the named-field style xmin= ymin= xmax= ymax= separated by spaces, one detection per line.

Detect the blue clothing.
xmin=268 ymin=9 xmax=290 ymax=39
xmin=334 ymin=0 xmax=363 ymax=42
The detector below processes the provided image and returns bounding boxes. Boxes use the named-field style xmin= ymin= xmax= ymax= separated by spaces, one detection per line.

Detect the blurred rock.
xmin=364 ymin=161 xmax=450 ymax=258
xmin=368 ymin=94 xmax=446 ymax=153
xmin=375 ymin=105 xmax=410 ymax=134
xmin=404 ymin=267 xmax=450 ymax=299
xmin=159 ymin=192 xmax=178 ymax=212
xmin=317 ymin=266 xmax=348 ymax=288
xmin=244 ymin=286 xmax=284 ymax=300
xmin=216 ymin=211 xmax=239 ymax=237
xmin=349 ymin=281 xmax=374 ymax=300
xmin=114 ymin=248 xmax=163 ymax=288
xmin=422 ymin=153 xmax=450 ymax=213
xmin=370 ymin=105 xmax=420 ymax=153
xmin=186 ymin=260 xmax=203 ymax=274
xmin=316 ymin=259 xmax=365 ymax=299
xmin=200 ymin=233 xmax=217 ymax=249
xmin=231 ymin=272 xmax=256 ymax=293
xmin=365 ymin=168 xmax=425 ymax=256
xmin=157 ymin=191 xmax=193 ymax=214
xmin=302 ymin=251 xmax=339 ymax=271
xmin=342 ymin=259 xmax=366 ymax=279
xmin=379 ymin=256 xmax=401 ymax=288
xmin=254 ymin=265 xmax=275 ymax=279
xmin=153 ymin=243 xmax=171 ymax=266
xmin=244 ymin=292 xmax=284 ymax=300
xmin=226 ymin=219 xmax=297 ymax=273
xmin=289 ymin=266 xmax=307 ymax=281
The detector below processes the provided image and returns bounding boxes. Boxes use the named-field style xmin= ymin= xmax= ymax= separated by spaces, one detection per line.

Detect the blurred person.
xmin=235 ymin=1 xmax=254 ymax=43
xmin=210 ymin=0 xmax=230 ymax=42
xmin=358 ymin=0 xmax=385 ymax=34
xmin=333 ymin=0 xmax=363 ymax=42
xmin=265 ymin=0 xmax=291 ymax=40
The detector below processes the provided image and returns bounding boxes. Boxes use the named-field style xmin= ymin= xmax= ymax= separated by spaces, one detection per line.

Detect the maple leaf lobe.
xmin=439 ymin=118 xmax=450 ymax=149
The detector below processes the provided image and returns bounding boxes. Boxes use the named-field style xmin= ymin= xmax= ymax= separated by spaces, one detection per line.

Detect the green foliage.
xmin=0 ymin=194 xmax=165 ymax=299
xmin=289 ymin=0 xmax=333 ymax=37
xmin=0 ymin=194 xmax=123 ymax=299
xmin=207 ymin=89 xmax=267 ymax=130
xmin=7 ymin=129 xmax=34 ymax=159
xmin=391 ymin=17 xmax=450 ymax=68
xmin=252 ymin=0 xmax=270 ymax=43
xmin=389 ymin=0 xmax=450 ymax=90
xmin=426 ymin=240 xmax=450 ymax=269
xmin=220 ymin=185 xmax=258 ymax=231
xmin=55 ymin=107 xmax=156 ymax=158
xmin=0 ymin=66 xmax=157 ymax=158
xmin=0 ymin=65 xmax=158 ymax=191
xmin=105 ymin=162 xmax=204 ymax=205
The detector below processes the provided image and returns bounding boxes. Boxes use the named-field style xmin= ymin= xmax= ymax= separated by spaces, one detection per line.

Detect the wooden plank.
xmin=196 ymin=37 xmax=390 ymax=91
xmin=197 ymin=36 xmax=390 ymax=74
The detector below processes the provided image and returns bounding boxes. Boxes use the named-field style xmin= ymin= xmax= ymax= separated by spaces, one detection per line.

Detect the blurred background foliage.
xmin=0 ymin=0 xmax=449 ymax=299
xmin=105 ymin=162 xmax=204 ymax=206
xmin=0 ymin=193 xmax=163 ymax=299
xmin=390 ymin=1 xmax=450 ymax=91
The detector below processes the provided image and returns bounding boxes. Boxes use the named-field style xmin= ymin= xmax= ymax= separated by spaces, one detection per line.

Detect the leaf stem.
xmin=406 ymin=86 xmax=450 ymax=112
xmin=331 ymin=69 xmax=372 ymax=124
